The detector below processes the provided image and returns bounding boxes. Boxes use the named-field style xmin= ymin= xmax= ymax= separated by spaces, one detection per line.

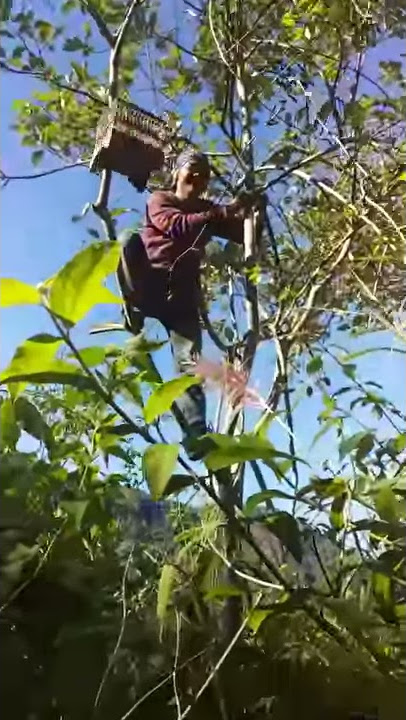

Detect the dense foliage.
xmin=1 ymin=0 xmax=405 ymax=718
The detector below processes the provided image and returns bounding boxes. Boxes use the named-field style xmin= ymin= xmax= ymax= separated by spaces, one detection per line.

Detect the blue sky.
xmin=1 ymin=3 xmax=404 ymax=500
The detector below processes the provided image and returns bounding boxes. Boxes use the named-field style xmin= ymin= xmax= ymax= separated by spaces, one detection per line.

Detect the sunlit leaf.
xmin=143 ymin=375 xmax=201 ymax=424
xmin=374 ymin=486 xmax=399 ymax=523
xmin=0 ymin=398 xmax=20 ymax=450
xmin=247 ymin=608 xmax=273 ymax=633
xmin=0 ymin=335 xmax=97 ymax=395
xmin=143 ymin=443 xmax=179 ymax=500
xmin=48 ymin=242 xmax=121 ymax=325
xmin=0 ymin=278 xmax=40 ymax=307
xmin=244 ymin=490 xmax=293 ymax=516
xmin=204 ymin=433 xmax=300 ymax=471
xmin=157 ymin=564 xmax=177 ymax=622
xmin=0 ymin=334 xmax=62 ymax=396
xmin=68 ymin=346 xmax=106 ymax=368
xmin=330 ymin=493 xmax=348 ymax=531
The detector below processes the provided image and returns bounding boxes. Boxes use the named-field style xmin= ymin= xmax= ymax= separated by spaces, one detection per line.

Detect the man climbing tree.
xmin=118 ymin=148 xmax=259 ymax=454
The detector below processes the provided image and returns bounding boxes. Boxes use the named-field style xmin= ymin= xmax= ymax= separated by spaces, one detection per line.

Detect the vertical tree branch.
xmin=90 ymin=0 xmax=144 ymax=240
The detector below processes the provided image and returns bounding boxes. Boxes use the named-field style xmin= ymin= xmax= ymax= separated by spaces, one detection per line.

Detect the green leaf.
xmin=374 ymin=486 xmax=399 ymax=524
xmin=14 ymin=396 xmax=51 ymax=445
xmin=143 ymin=375 xmax=201 ymax=424
xmin=0 ymin=335 xmax=96 ymax=395
xmin=0 ymin=334 xmax=62 ymax=397
xmin=31 ymin=149 xmax=44 ymax=166
xmin=306 ymin=356 xmax=323 ymax=374
xmin=68 ymin=346 xmax=106 ymax=368
xmin=48 ymin=242 xmax=121 ymax=325
xmin=265 ymin=512 xmax=303 ymax=563
xmin=60 ymin=500 xmax=89 ymax=531
xmin=160 ymin=474 xmax=195 ymax=498
xmin=244 ymin=490 xmax=293 ymax=516
xmin=0 ymin=398 xmax=20 ymax=450
xmin=393 ymin=433 xmax=406 ymax=453
xmin=204 ymin=433 xmax=300 ymax=471
xmin=63 ymin=36 xmax=86 ymax=52
xmin=310 ymin=476 xmax=348 ymax=498
xmin=342 ymin=363 xmax=357 ymax=380
xmin=372 ymin=572 xmax=393 ymax=614
xmin=330 ymin=493 xmax=347 ymax=531
xmin=205 ymin=585 xmax=244 ymax=600
xmin=0 ymin=278 xmax=40 ymax=307
xmin=143 ymin=443 xmax=179 ymax=500
xmin=157 ymin=564 xmax=177 ymax=622
xmin=247 ymin=608 xmax=273 ymax=633
xmin=339 ymin=432 xmax=372 ymax=460
xmin=355 ymin=433 xmax=374 ymax=462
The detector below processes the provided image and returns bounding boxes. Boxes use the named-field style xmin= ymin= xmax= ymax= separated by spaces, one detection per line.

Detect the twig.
xmin=119 ymin=647 xmax=211 ymax=720
xmin=207 ymin=540 xmax=283 ymax=591
xmin=0 ymin=162 xmax=87 ymax=185
xmin=94 ymin=544 xmax=135 ymax=710
xmin=173 ymin=610 xmax=182 ymax=719
xmin=0 ymin=61 xmax=107 ymax=105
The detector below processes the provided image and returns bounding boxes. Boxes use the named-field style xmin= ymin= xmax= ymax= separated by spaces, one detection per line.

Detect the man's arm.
xmin=147 ymin=192 xmax=228 ymax=245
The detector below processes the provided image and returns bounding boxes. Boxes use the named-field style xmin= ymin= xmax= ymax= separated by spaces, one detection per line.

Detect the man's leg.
xmin=167 ymin=317 xmax=207 ymax=452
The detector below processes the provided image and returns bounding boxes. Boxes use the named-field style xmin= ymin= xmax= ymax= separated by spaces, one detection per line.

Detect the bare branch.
xmin=0 ymin=161 xmax=87 ymax=186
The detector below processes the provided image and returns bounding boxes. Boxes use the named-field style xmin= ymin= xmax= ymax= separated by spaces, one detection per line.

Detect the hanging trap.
xmin=90 ymin=99 xmax=176 ymax=192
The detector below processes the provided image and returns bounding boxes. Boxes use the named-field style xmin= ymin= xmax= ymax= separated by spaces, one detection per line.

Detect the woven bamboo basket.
xmin=90 ymin=99 xmax=175 ymax=191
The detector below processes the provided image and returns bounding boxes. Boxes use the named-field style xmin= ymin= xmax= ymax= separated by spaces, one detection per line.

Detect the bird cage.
xmin=90 ymin=99 xmax=175 ymax=191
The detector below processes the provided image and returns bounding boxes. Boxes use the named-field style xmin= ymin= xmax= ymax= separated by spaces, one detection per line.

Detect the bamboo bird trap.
xmin=90 ymin=99 xmax=176 ymax=191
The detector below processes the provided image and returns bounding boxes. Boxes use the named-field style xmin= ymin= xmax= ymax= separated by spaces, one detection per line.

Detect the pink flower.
xmin=193 ymin=358 xmax=266 ymax=410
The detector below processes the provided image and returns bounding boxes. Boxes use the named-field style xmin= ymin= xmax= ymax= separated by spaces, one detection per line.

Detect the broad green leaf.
xmin=160 ymin=474 xmax=195 ymax=498
xmin=157 ymin=564 xmax=177 ymax=622
xmin=204 ymin=433 xmax=300 ymax=471
xmin=49 ymin=242 xmax=121 ymax=325
xmin=266 ymin=512 xmax=303 ymax=564
xmin=60 ymin=500 xmax=89 ymax=531
xmin=144 ymin=375 xmax=201 ymax=424
xmin=306 ymin=356 xmax=323 ymax=374
xmin=68 ymin=346 xmax=106 ymax=368
xmin=355 ymin=433 xmax=374 ymax=462
xmin=374 ymin=486 xmax=399 ymax=524
xmin=244 ymin=490 xmax=293 ymax=516
xmin=310 ymin=476 xmax=348 ymax=498
xmin=205 ymin=585 xmax=244 ymax=601
xmin=143 ymin=443 xmax=179 ymax=500
xmin=0 ymin=278 xmax=40 ymax=307
xmin=393 ymin=433 xmax=406 ymax=453
xmin=247 ymin=608 xmax=273 ymax=633
xmin=1 ymin=335 xmax=97 ymax=394
xmin=14 ymin=397 xmax=52 ymax=445
xmin=330 ymin=493 xmax=348 ymax=531
xmin=0 ymin=398 xmax=20 ymax=450
xmin=372 ymin=572 xmax=394 ymax=615
xmin=339 ymin=432 xmax=372 ymax=460
xmin=0 ymin=334 xmax=62 ymax=397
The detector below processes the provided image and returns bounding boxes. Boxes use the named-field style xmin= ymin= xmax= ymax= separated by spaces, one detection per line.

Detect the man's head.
xmin=173 ymin=148 xmax=210 ymax=199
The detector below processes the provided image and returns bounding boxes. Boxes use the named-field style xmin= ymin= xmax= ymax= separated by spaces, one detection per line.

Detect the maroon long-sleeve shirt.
xmin=135 ymin=190 xmax=243 ymax=320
